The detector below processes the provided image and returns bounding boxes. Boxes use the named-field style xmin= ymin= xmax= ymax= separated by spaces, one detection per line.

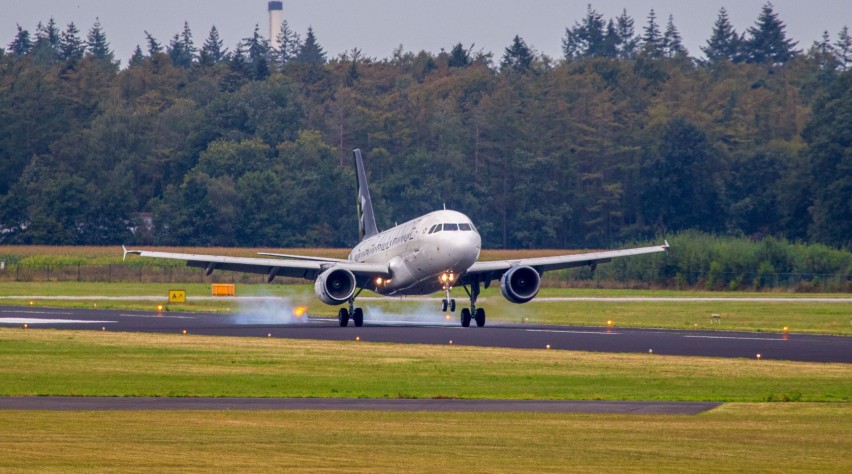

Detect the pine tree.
xmin=144 ymin=31 xmax=162 ymax=56
xmin=562 ymin=6 xmax=613 ymax=59
xmin=272 ymin=19 xmax=301 ymax=66
xmin=36 ymin=18 xmax=61 ymax=54
xmin=8 ymin=25 xmax=32 ymax=57
xmin=662 ymin=14 xmax=686 ymax=57
xmin=199 ymin=26 xmax=227 ymax=66
xmin=835 ymin=26 xmax=851 ymax=71
xmin=744 ymin=2 xmax=798 ymax=64
xmin=448 ymin=43 xmax=470 ymax=67
xmin=59 ymin=22 xmax=84 ymax=63
xmin=129 ymin=45 xmax=144 ymax=67
xmin=243 ymin=24 xmax=270 ymax=79
xmin=181 ymin=21 xmax=196 ymax=65
xmin=296 ymin=26 xmax=327 ymax=65
xmin=641 ymin=9 xmax=663 ymax=57
xmin=501 ymin=35 xmax=534 ymax=72
xmin=86 ymin=18 xmax=112 ymax=60
xmin=702 ymin=7 xmax=741 ymax=63
xmin=615 ymin=9 xmax=639 ymax=59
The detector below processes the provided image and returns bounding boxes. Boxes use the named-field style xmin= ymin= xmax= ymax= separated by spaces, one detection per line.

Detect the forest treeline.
xmin=1 ymin=3 xmax=851 ymax=251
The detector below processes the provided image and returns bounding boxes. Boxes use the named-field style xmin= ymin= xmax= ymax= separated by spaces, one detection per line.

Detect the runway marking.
xmin=526 ymin=329 xmax=620 ymax=335
xmin=0 ymin=318 xmax=116 ymax=325
xmin=684 ymin=335 xmax=787 ymax=342
xmin=0 ymin=309 xmax=73 ymax=315
xmin=118 ymin=314 xmax=196 ymax=320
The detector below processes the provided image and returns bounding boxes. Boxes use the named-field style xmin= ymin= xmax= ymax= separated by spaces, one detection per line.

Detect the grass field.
xmin=1 ymin=329 xmax=849 ymax=401
xmin=2 ymin=281 xmax=851 ymax=334
xmin=0 ymin=329 xmax=850 ymax=471
xmin=1 ymin=404 xmax=850 ymax=472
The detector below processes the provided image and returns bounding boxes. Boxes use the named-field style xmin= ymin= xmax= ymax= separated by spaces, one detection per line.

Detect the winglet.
xmin=122 ymin=245 xmax=129 ymax=261
xmin=663 ymin=240 xmax=670 ymax=250
xmin=353 ymin=149 xmax=379 ymax=241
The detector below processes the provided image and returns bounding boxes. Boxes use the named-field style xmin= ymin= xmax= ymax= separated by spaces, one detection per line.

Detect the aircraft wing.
xmin=123 ymin=247 xmax=389 ymax=283
xmin=462 ymin=242 xmax=669 ymax=284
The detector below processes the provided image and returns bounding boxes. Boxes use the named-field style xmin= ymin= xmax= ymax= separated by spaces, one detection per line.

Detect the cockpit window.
xmin=459 ymin=223 xmax=472 ymax=231
xmin=443 ymin=223 xmax=459 ymax=231
xmin=431 ymin=224 xmax=443 ymax=234
xmin=428 ymin=224 xmax=438 ymax=234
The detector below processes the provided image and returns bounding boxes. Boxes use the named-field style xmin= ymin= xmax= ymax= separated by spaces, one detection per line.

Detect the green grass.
xmin=1 ymin=329 xmax=849 ymax=402
xmin=0 ymin=405 xmax=850 ymax=472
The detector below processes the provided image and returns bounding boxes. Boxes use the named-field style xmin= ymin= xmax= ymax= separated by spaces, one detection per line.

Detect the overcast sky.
xmin=3 ymin=1 xmax=850 ymax=66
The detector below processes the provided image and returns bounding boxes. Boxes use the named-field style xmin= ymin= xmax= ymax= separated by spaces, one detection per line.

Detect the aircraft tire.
xmin=461 ymin=308 xmax=471 ymax=327
xmin=450 ymin=299 xmax=456 ymax=312
xmin=441 ymin=299 xmax=448 ymax=312
xmin=475 ymin=308 xmax=486 ymax=327
xmin=353 ymin=307 xmax=364 ymax=327
xmin=338 ymin=308 xmax=350 ymax=327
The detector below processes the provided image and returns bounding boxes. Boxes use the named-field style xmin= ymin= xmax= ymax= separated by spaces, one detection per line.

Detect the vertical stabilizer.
xmin=353 ymin=149 xmax=378 ymax=241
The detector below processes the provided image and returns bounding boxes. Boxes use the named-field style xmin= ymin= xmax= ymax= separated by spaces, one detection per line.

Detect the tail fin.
xmin=353 ymin=149 xmax=378 ymax=241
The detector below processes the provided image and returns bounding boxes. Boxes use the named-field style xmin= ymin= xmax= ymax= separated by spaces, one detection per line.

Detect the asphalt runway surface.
xmin=0 ymin=397 xmax=720 ymax=414
xmin=1 ymin=305 xmax=849 ymax=363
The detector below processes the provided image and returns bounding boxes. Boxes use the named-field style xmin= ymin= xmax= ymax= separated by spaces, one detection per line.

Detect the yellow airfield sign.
xmin=169 ymin=290 xmax=186 ymax=303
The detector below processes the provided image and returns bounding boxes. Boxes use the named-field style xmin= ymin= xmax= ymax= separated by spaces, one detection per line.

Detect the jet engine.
xmin=314 ymin=267 xmax=356 ymax=305
xmin=500 ymin=266 xmax=541 ymax=304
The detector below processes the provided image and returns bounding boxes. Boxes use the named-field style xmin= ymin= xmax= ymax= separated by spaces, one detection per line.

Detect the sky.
xmin=3 ymin=1 xmax=851 ymax=66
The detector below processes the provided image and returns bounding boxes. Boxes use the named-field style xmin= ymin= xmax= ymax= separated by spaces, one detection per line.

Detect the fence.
xmin=1 ymin=263 xmax=850 ymax=292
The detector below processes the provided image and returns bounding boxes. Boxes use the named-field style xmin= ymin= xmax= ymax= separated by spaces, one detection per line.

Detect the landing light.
xmin=375 ymin=277 xmax=383 ymax=286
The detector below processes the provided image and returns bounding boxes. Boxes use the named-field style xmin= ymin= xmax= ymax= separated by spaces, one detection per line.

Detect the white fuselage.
xmin=348 ymin=210 xmax=481 ymax=296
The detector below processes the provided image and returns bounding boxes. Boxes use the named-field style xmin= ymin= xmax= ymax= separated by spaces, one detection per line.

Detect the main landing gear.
xmin=442 ymin=273 xmax=486 ymax=328
xmin=338 ymin=289 xmax=365 ymax=327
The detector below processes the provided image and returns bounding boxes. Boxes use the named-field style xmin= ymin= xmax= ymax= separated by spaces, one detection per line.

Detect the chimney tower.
xmin=268 ymin=1 xmax=284 ymax=44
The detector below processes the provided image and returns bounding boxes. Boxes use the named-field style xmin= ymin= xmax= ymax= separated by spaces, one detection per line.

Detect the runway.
xmin=0 ymin=396 xmax=720 ymax=414
xmin=1 ymin=305 xmax=849 ymax=363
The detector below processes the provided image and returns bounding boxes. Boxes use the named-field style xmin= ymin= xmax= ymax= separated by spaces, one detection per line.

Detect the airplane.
xmin=124 ymin=149 xmax=668 ymax=328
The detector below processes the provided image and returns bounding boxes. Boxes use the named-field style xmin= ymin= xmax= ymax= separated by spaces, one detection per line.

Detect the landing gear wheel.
xmin=441 ymin=299 xmax=448 ymax=312
xmin=475 ymin=308 xmax=486 ymax=327
xmin=460 ymin=308 xmax=471 ymax=327
xmin=338 ymin=308 xmax=350 ymax=327
xmin=353 ymin=307 xmax=364 ymax=327
xmin=450 ymin=299 xmax=456 ymax=312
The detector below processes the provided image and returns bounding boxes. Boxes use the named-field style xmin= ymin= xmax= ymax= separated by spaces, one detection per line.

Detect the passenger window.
xmin=444 ymin=223 xmax=459 ymax=231
xmin=459 ymin=223 xmax=472 ymax=231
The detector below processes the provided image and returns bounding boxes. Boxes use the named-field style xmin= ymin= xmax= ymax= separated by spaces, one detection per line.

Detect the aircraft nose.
xmin=443 ymin=230 xmax=481 ymax=266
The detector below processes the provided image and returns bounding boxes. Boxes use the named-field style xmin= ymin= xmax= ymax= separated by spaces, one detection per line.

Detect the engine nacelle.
xmin=500 ymin=266 xmax=541 ymax=304
xmin=314 ymin=267 xmax=356 ymax=305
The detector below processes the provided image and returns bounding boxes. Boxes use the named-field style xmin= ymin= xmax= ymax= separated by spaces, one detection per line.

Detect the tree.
xmin=614 ymin=9 xmax=639 ymax=59
xmin=34 ymin=18 xmax=61 ymax=59
xmin=59 ymin=22 xmax=84 ymax=63
xmin=296 ymin=26 xmax=327 ymax=65
xmin=562 ymin=6 xmax=612 ymax=59
xmin=805 ymin=71 xmax=852 ymax=246
xmin=640 ymin=9 xmax=663 ymax=57
xmin=744 ymin=2 xmax=798 ymax=64
xmin=662 ymin=15 xmax=686 ymax=58
xmin=199 ymin=25 xmax=227 ymax=66
xmin=702 ymin=7 xmax=741 ymax=63
xmin=835 ymin=26 xmax=851 ymax=71
xmin=448 ymin=43 xmax=470 ymax=68
xmin=128 ymin=45 xmax=144 ymax=67
xmin=8 ymin=25 xmax=32 ymax=57
xmin=166 ymin=22 xmax=195 ymax=68
xmin=85 ymin=18 xmax=113 ymax=61
xmin=271 ymin=19 xmax=301 ymax=66
xmin=242 ymin=24 xmax=270 ymax=79
xmin=501 ymin=35 xmax=534 ymax=72
xmin=641 ymin=118 xmax=724 ymax=232
xmin=144 ymin=31 xmax=162 ymax=55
